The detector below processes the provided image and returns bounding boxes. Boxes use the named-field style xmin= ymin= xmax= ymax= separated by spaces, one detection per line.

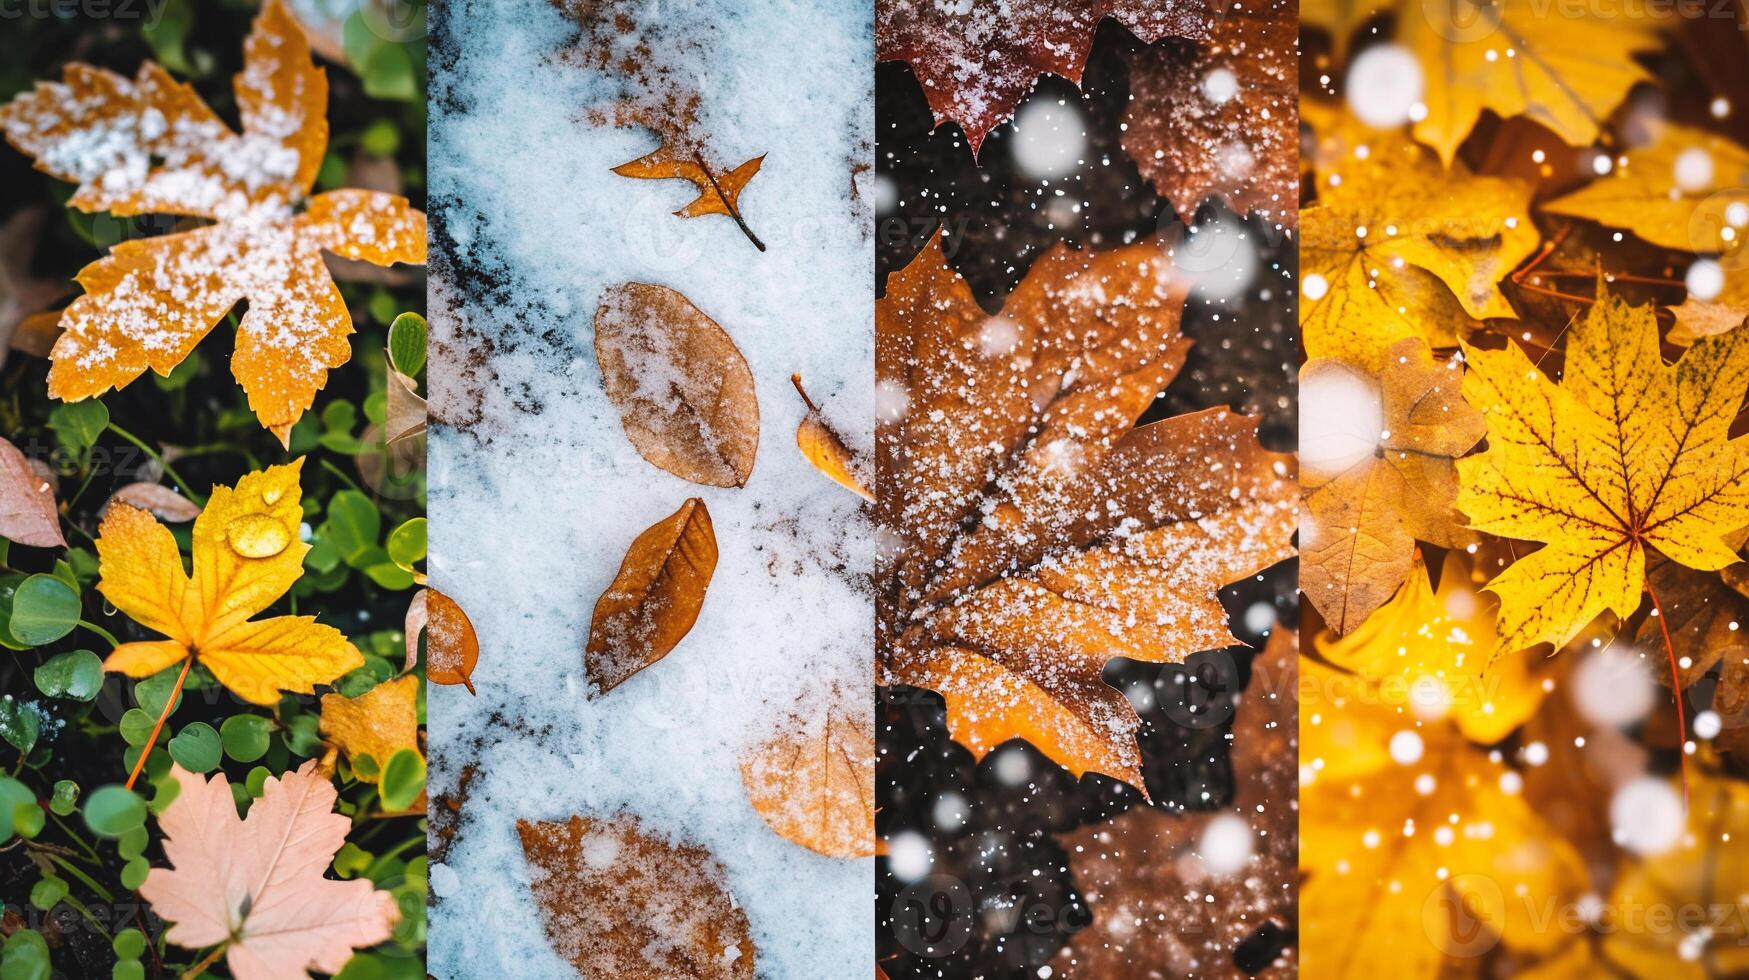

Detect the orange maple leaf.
xmin=141 ymin=761 xmax=399 ymax=980
xmin=0 ymin=0 xmax=426 ymax=432
xmin=877 ymin=233 xmax=1297 ymax=791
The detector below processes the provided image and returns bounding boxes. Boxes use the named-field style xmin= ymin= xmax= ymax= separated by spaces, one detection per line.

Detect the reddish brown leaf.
xmin=415 ymin=588 xmax=478 ymax=694
xmin=876 ymin=0 xmax=1210 ymax=156
xmin=595 ymin=283 xmax=760 ymax=489
xmin=586 ymin=498 xmax=718 ymax=694
xmin=518 ymin=814 xmax=755 ymax=979
xmin=0 ymin=436 xmax=63 ymax=547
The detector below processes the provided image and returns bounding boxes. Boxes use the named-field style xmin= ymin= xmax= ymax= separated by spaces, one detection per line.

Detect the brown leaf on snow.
xmin=103 ymin=482 xmax=201 ymax=523
xmin=877 ymin=232 xmax=1296 ymax=791
xmin=739 ymin=680 xmax=875 ymax=859
xmin=876 ymin=0 xmax=1211 ymax=156
xmin=587 ymin=498 xmax=718 ymax=694
xmin=518 ymin=814 xmax=755 ymax=979
xmin=1052 ymin=629 xmax=1298 ymax=978
xmin=413 ymin=587 xmax=479 ymax=693
xmin=1121 ymin=0 xmax=1297 ymax=226
xmin=793 ymin=373 xmax=872 ymax=502
xmin=1300 ymin=338 xmax=1485 ymax=634
xmin=0 ymin=436 xmax=63 ymax=547
xmin=595 ymin=283 xmax=760 ymax=489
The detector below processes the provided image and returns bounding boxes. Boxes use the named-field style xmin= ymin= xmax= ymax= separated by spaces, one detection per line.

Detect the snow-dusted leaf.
xmin=793 ymin=374 xmax=872 ymax=502
xmin=739 ymin=681 xmax=874 ymax=858
xmin=1121 ymin=0 xmax=1297 ymax=226
xmin=517 ymin=813 xmax=755 ymax=979
xmin=0 ymin=0 xmax=426 ymax=431
xmin=595 ymin=283 xmax=759 ymax=488
xmin=103 ymin=482 xmax=201 ymax=523
xmin=876 ymin=0 xmax=1211 ymax=156
xmin=412 ymin=587 xmax=477 ymax=692
xmin=877 ymin=233 xmax=1296 ymax=791
xmin=586 ymin=498 xmax=717 ymax=694
xmin=1053 ymin=630 xmax=1298 ymax=977
xmin=140 ymin=761 xmax=399 ymax=980
xmin=0 ymin=436 xmax=64 ymax=548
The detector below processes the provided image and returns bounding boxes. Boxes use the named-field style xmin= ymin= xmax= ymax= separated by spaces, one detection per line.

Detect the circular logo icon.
xmin=890 ymin=874 xmax=974 ymax=957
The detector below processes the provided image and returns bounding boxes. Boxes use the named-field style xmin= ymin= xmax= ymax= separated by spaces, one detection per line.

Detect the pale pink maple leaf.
xmin=140 ymin=760 xmax=399 ymax=980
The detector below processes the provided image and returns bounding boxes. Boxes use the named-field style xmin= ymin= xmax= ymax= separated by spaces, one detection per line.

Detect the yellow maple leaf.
xmin=1317 ymin=552 xmax=1548 ymax=743
xmin=1456 ymin=288 xmax=1749 ymax=658
xmin=0 ymin=0 xmax=426 ymax=432
xmin=97 ymin=458 xmax=362 ymax=707
xmin=1300 ymin=655 xmax=1587 ymax=978
xmin=1302 ymin=125 xmax=1537 ymax=369
xmin=319 ymin=674 xmax=421 ymax=783
xmin=1406 ymin=0 xmax=1662 ymax=165
xmin=1543 ymin=122 xmax=1749 ymax=255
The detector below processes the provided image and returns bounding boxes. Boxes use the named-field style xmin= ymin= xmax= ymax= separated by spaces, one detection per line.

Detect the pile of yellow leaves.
xmin=1301 ymin=1 xmax=1749 ymax=975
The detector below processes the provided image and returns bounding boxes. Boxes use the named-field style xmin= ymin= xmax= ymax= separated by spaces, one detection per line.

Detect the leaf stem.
xmin=182 ymin=942 xmax=227 ymax=979
xmin=1644 ymin=580 xmax=1691 ymax=807
xmin=78 ymin=620 xmax=119 ymax=648
xmin=106 ymin=423 xmax=202 ymax=504
xmin=693 ymin=153 xmax=766 ymax=252
xmin=124 ymin=655 xmax=193 ymax=792
xmin=790 ymin=373 xmax=819 ymax=413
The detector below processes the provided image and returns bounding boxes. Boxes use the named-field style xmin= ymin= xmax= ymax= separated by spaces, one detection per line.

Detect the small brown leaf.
xmin=587 ymin=498 xmax=717 ymax=694
xmin=103 ymin=483 xmax=201 ymax=522
xmin=792 ymin=374 xmax=872 ymax=502
xmin=595 ymin=283 xmax=760 ymax=488
xmin=0 ymin=436 xmax=63 ymax=547
xmin=518 ymin=814 xmax=755 ymax=979
xmin=415 ymin=588 xmax=478 ymax=694
xmin=739 ymin=682 xmax=875 ymax=858
xmin=386 ymin=363 xmax=427 ymax=446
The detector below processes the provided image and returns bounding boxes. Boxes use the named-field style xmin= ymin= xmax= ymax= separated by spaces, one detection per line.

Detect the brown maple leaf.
xmin=876 ymin=232 xmax=1297 ymax=791
xmin=1121 ymin=0 xmax=1297 ymax=226
xmin=876 ymin=0 xmax=1211 ymax=156
xmin=1052 ymin=630 xmax=1297 ymax=978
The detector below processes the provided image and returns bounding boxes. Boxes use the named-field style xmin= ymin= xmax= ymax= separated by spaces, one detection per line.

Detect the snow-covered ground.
xmin=427 ymin=1 xmax=874 ymax=975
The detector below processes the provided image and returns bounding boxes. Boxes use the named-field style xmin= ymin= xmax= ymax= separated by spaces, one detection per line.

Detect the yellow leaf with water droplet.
xmin=96 ymin=458 xmax=362 ymax=705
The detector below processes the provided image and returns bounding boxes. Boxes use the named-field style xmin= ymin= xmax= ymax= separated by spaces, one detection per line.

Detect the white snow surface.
xmin=427 ymin=1 xmax=874 ymax=976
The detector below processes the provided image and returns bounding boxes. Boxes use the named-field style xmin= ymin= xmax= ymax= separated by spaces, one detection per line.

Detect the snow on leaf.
xmin=738 ymin=679 xmax=875 ymax=859
xmin=1301 ymin=338 xmax=1485 ymax=634
xmin=0 ymin=0 xmax=426 ymax=431
xmin=876 ymin=0 xmax=1212 ymax=156
xmin=411 ymin=587 xmax=478 ymax=692
xmin=793 ymin=373 xmax=873 ymax=502
xmin=1120 ymin=0 xmax=1297 ymax=226
xmin=517 ymin=813 xmax=755 ymax=979
xmin=594 ymin=283 xmax=760 ymax=489
xmin=0 ymin=436 xmax=64 ymax=548
xmin=877 ymin=232 xmax=1296 ymax=792
xmin=96 ymin=458 xmax=363 ymax=705
xmin=1301 ymin=121 xmax=1537 ymax=370
xmin=140 ymin=761 xmax=399 ymax=980
xmin=586 ymin=498 xmax=718 ymax=694
xmin=1456 ymin=288 xmax=1749 ymax=659
xmin=1051 ymin=629 xmax=1298 ymax=978
xmin=1543 ymin=122 xmax=1749 ymax=255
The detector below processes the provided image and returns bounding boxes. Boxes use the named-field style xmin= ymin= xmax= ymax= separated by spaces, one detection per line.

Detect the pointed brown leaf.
xmin=0 ymin=436 xmax=63 ymax=547
xmin=793 ymin=374 xmax=872 ymax=502
xmin=739 ymin=681 xmax=875 ymax=858
xmin=103 ymin=482 xmax=201 ymax=523
xmin=595 ymin=283 xmax=760 ymax=488
xmin=587 ymin=498 xmax=718 ymax=693
xmin=518 ymin=814 xmax=754 ymax=979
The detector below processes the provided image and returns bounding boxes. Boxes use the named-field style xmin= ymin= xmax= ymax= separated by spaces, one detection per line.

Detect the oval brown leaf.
xmin=414 ymin=588 xmax=478 ymax=694
xmin=587 ymin=498 xmax=717 ymax=693
xmin=0 ymin=436 xmax=63 ymax=547
xmin=739 ymin=682 xmax=875 ymax=858
xmin=792 ymin=374 xmax=872 ymax=502
xmin=517 ymin=814 xmax=754 ymax=979
xmin=595 ymin=283 xmax=759 ymax=488
xmin=104 ymin=482 xmax=202 ymax=522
